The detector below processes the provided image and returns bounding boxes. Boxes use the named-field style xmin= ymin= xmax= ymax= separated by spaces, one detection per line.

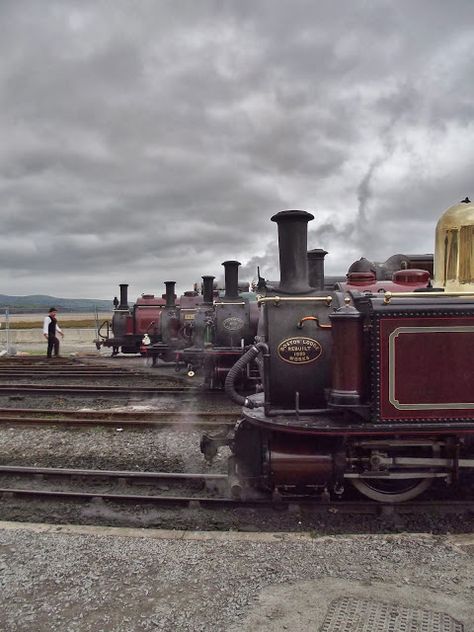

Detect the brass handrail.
xmin=383 ymin=291 xmax=474 ymax=304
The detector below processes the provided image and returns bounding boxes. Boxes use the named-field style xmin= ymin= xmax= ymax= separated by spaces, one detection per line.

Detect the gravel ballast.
xmin=0 ymin=524 xmax=473 ymax=632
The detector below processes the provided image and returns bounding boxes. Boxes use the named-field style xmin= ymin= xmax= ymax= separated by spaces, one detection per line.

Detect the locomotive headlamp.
xmin=142 ymin=334 xmax=151 ymax=345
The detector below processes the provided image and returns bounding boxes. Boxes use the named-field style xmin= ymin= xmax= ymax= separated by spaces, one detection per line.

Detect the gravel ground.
xmin=0 ymin=423 xmax=227 ymax=473
xmin=0 ymin=526 xmax=473 ymax=632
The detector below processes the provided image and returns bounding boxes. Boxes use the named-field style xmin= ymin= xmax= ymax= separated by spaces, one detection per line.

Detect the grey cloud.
xmin=0 ymin=0 xmax=473 ymax=297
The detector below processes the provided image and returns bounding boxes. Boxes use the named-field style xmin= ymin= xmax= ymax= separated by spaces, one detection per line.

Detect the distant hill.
xmin=0 ymin=294 xmax=112 ymax=314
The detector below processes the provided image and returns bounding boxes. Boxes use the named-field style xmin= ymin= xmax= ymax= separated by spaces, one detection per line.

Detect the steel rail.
xmin=0 ymin=407 xmax=237 ymax=419
xmin=0 ymin=488 xmax=258 ymax=506
xmin=0 ymin=408 xmax=236 ymax=427
xmin=0 ymin=359 xmax=80 ymax=366
xmin=1 ymin=483 xmax=473 ymax=514
xmin=0 ymin=465 xmax=227 ymax=481
xmin=0 ymin=465 xmax=473 ymax=513
xmin=0 ymin=384 xmax=206 ymax=396
xmin=0 ymin=370 xmax=152 ymax=377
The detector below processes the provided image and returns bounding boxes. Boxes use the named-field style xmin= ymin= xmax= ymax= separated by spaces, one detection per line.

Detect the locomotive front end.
xmin=259 ymin=211 xmax=336 ymax=414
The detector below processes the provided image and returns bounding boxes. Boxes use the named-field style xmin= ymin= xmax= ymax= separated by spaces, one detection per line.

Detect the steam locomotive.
xmin=143 ymin=261 xmax=260 ymax=389
xmin=141 ymin=280 xmax=203 ymax=364
xmin=202 ymin=200 xmax=474 ymax=503
xmin=95 ymin=284 xmax=166 ymax=355
xmin=177 ymin=262 xmax=259 ymax=388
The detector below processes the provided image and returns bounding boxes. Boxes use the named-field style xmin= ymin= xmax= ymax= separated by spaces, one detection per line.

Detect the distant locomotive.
xmin=95 ymin=284 xmax=166 ymax=355
xmin=144 ymin=261 xmax=260 ymax=389
xmin=203 ymin=200 xmax=474 ymax=503
xmin=141 ymin=281 xmax=203 ymax=364
xmin=179 ymin=261 xmax=259 ymax=388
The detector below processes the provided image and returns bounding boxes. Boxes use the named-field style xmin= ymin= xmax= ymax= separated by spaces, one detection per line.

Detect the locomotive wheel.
xmin=350 ymin=443 xmax=440 ymax=503
xmin=351 ymin=477 xmax=432 ymax=503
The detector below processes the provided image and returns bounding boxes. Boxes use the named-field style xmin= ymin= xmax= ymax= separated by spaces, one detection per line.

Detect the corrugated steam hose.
xmin=224 ymin=342 xmax=268 ymax=408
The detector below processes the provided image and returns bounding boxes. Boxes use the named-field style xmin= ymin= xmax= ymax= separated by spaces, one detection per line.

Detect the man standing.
xmin=43 ymin=307 xmax=64 ymax=358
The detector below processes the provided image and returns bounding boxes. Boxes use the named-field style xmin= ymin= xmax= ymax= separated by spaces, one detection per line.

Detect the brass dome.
xmin=434 ymin=197 xmax=474 ymax=290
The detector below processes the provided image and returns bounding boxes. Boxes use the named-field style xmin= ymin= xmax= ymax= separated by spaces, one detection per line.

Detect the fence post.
xmin=5 ymin=308 xmax=9 ymax=352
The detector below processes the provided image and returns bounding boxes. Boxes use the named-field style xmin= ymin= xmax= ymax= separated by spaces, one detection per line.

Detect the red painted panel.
xmin=125 ymin=316 xmax=134 ymax=335
xmin=378 ymin=316 xmax=474 ymax=421
xmin=135 ymin=309 xmax=162 ymax=334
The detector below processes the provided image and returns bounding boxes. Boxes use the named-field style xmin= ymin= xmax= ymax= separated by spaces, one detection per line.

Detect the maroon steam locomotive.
xmin=203 ymin=204 xmax=474 ymax=503
xmin=95 ymin=284 xmax=166 ymax=355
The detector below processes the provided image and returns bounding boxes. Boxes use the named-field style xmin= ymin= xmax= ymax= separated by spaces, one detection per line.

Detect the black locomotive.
xmin=178 ymin=261 xmax=259 ymax=388
xmin=144 ymin=261 xmax=260 ymax=389
xmin=202 ymin=208 xmax=474 ymax=503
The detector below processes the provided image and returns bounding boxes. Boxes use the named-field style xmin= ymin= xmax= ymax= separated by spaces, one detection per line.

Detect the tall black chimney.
xmin=222 ymin=261 xmax=240 ymax=299
xmin=119 ymin=284 xmax=129 ymax=309
xmin=202 ymin=276 xmax=215 ymax=305
xmin=271 ymin=210 xmax=314 ymax=294
xmin=307 ymin=248 xmax=327 ymax=291
xmin=164 ymin=281 xmax=176 ymax=308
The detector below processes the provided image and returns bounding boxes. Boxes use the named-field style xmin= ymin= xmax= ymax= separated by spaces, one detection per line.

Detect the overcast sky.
xmin=1 ymin=0 xmax=473 ymax=301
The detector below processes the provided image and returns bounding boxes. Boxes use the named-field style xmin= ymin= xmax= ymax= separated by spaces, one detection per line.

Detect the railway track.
xmin=0 ymin=465 xmax=473 ymax=515
xmin=0 ymin=369 xmax=163 ymax=379
xmin=0 ymin=358 xmax=80 ymax=365
xmin=0 ymin=383 xmax=210 ymax=396
xmin=0 ymin=407 xmax=237 ymax=428
xmin=0 ymin=366 xmax=188 ymax=381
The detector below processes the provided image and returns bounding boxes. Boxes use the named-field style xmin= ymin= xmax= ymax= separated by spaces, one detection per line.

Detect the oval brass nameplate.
xmin=277 ymin=337 xmax=322 ymax=364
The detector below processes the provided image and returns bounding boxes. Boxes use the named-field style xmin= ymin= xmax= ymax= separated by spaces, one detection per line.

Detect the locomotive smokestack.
xmin=307 ymin=248 xmax=327 ymax=291
xmin=119 ymin=284 xmax=129 ymax=309
xmin=202 ymin=276 xmax=215 ymax=305
xmin=164 ymin=281 xmax=176 ymax=308
xmin=271 ymin=210 xmax=314 ymax=294
xmin=222 ymin=261 xmax=241 ymax=299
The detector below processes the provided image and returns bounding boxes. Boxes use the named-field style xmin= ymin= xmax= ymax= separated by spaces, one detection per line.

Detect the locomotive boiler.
xmin=203 ymin=204 xmax=474 ymax=503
